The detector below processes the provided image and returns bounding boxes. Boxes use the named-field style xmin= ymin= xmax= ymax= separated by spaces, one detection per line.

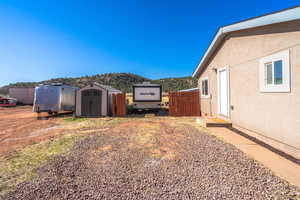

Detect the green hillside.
xmin=0 ymin=73 xmax=197 ymax=94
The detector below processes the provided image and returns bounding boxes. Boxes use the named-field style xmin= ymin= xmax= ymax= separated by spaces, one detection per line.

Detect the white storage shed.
xmin=76 ymin=83 xmax=121 ymax=117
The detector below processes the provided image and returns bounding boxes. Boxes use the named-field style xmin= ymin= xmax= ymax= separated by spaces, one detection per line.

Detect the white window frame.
xmin=259 ymin=50 xmax=290 ymax=93
xmin=200 ymin=77 xmax=210 ymax=98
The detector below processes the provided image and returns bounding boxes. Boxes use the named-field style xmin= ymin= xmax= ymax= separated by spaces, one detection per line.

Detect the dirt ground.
xmin=2 ymin=117 xmax=300 ymax=200
xmin=0 ymin=106 xmax=62 ymax=155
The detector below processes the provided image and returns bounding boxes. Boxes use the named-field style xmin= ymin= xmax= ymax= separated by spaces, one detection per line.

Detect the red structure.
xmin=169 ymin=90 xmax=201 ymax=117
xmin=112 ymin=93 xmax=126 ymax=117
xmin=0 ymin=97 xmax=17 ymax=107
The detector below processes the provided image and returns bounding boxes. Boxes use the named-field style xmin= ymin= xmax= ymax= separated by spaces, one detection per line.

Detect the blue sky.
xmin=0 ymin=0 xmax=299 ymax=86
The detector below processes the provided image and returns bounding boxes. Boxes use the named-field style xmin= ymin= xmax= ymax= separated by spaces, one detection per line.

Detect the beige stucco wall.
xmin=198 ymin=20 xmax=300 ymax=158
xmin=76 ymin=85 xmax=108 ymax=116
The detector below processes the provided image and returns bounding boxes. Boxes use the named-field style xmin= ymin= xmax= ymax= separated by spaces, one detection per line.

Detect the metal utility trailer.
xmin=33 ymin=83 xmax=77 ymax=114
xmin=132 ymin=82 xmax=163 ymax=110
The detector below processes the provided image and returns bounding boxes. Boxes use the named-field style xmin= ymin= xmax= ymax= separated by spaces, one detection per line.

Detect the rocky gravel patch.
xmin=2 ymin=119 xmax=300 ymax=200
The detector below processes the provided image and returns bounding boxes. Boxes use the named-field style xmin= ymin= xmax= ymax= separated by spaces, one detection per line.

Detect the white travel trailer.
xmin=132 ymin=82 xmax=162 ymax=110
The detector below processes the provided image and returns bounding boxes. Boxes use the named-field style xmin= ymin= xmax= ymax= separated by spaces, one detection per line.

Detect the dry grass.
xmin=109 ymin=118 xmax=192 ymax=161
xmin=0 ymin=117 xmax=128 ymax=196
xmin=0 ymin=133 xmax=82 ymax=195
xmin=3 ymin=117 xmax=300 ymax=200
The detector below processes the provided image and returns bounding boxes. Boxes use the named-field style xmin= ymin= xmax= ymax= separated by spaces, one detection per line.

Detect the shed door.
xmin=81 ymin=89 xmax=102 ymax=117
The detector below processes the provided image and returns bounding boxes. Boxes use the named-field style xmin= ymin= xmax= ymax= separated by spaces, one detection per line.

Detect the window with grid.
xmin=259 ymin=50 xmax=290 ymax=93
xmin=201 ymin=77 xmax=209 ymax=98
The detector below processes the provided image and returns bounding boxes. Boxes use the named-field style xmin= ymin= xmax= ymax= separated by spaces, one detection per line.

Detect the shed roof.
xmin=192 ymin=5 xmax=300 ymax=78
xmin=92 ymin=82 xmax=122 ymax=93
xmin=133 ymin=82 xmax=161 ymax=87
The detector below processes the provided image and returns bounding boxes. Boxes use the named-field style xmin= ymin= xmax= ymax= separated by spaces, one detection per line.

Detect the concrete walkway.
xmin=206 ymin=126 xmax=300 ymax=189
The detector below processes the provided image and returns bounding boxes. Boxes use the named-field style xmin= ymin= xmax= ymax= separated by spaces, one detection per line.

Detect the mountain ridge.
xmin=0 ymin=73 xmax=197 ymax=94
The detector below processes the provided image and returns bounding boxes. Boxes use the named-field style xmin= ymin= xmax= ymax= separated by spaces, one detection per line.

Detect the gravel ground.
xmin=2 ymin=118 xmax=300 ymax=200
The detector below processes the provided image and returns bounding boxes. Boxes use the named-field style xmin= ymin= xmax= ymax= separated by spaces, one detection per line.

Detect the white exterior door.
xmin=218 ymin=67 xmax=229 ymax=117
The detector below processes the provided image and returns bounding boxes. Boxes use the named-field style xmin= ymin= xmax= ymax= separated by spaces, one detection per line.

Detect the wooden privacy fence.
xmin=169 ymin=90 xmax=201 ymax=116
xmin=112 ymin=93 xmax=126 ymax=117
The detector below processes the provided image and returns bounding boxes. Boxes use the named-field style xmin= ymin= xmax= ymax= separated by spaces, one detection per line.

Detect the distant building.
xmin=8 ymin=87 xmax=35 ymax=105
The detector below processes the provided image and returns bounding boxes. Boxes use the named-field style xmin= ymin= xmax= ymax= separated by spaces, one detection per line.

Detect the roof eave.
xmin=192 ymin=6 xmax=300 ymax=78
xmin=192 ymin=28 xmax=224 ymax=78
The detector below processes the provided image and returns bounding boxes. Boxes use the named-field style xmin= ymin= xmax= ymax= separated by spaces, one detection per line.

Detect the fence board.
xmin=169 ymin=90 xmax=201 ymax=116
